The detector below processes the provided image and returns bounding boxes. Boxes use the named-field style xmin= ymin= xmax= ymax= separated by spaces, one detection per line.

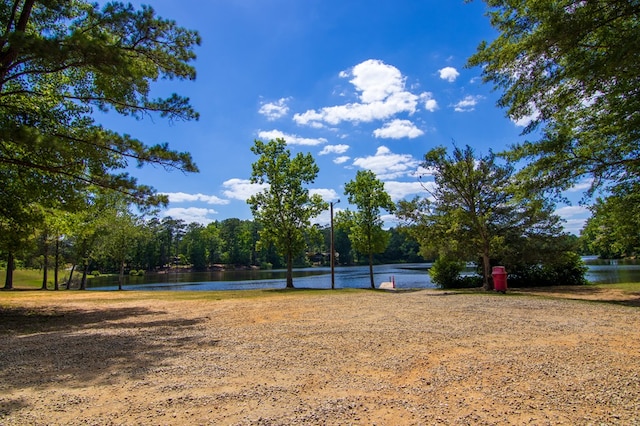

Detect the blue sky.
xmin=102 ymin=0 xmax=590 ymax=234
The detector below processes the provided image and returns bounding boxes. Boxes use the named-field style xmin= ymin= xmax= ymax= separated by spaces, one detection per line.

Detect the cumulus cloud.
xmin=422 ymin=92 xmax=438 ymax=112
xmin=382 ymin=181 xmax=431 ymax=201
xmin=222 ymin=178 xmax=267 ymax=201
xmin=258 ymin=97 xmax=290 ymax=120
xmin=334 ymin=156 xmax=350 ymax=164
xmin=438 ymin=66 xmax=460 ymax=82
xmin=319 ymin=144 xmax=349 ymax=155
xmin=352 ymin=146 xmax=420 ymax=180
xmin=310 ymin=188 xmax=340 ymax=202
xmin=454 ymin=95 xmax=482 ymax=112
xmin=162 ymin=192 xmax=229 ymax=205
xmin=161 ymin=207 xmax=218 ymax=225
xmin=555 ymin=205 xmax=590 ymax=235
xmin=258 ymin=129 xmax=327 ymax=146
xmin=293 ymin=59 xmax=430 ymax=128
xmin=373 ymin=119 xmax=424 ymax=139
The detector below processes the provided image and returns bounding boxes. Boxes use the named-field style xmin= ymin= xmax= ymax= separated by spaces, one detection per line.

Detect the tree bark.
xmin=3 ymin=252 xmax=14 ymax=289
xmin=369 ymin=252 xmax=375 ymax=289
xmin=65 ymin=264 xmax=76 ymax=290
xmin=118 ymin=260 xmax=124 ymax=291
xmin=79 ymin=260 xmax=88 ymax=290
xmin=53 ymin=237 xmax=59 ymax=290
xmin=286 ymin=253 xmax=294 ymax=288
xmin=482 ymin=251 xmax=492 ymax=291
xmin=41 ymin=237 xmax=48 ymax=290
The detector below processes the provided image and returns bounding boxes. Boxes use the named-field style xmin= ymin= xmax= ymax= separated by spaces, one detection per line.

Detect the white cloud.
xmin=293 ymin=59 xmax=430 ymax=127
xmin=422 ymin=92 xmax=438 ymax=112
xmin=373 ymin=119 xmax=424 ymax=139
xmin=258 ymin=129 xmax=327 ymax=146
xmin=555 ymin=205 xmax=590 ymax=235
xmin=567 ymin=179 xmax=594 ymax=193
xmin=319 ymin=144 xmax=349 ymax=155
xmin=222 ymin=178 xmax=267 ymax=201
xmin=163 ymin=192 xmax=229 ymax=205
xmin=454 ymin=95 xmax=482 ymax=112
xmin=438 ymin=66 xmax=460 ymax=82
xmin=161 ymin=207 xmax=218 ymax=225
xmin=258 ymin=97 xmax=290 ymax=120
xmin=352 ymin=146 xmax=420 ymax=180
xmin=310 ymin=188 xmax=339 ymax=202
xmin=382 ymin=181 xmax=431 ymax=201
xmin=334 ymin=156 xmax=350 ymax=164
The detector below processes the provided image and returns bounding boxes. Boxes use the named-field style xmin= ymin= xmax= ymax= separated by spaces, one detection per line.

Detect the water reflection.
xmin=88 ymin=263 xmax=435 ymax=291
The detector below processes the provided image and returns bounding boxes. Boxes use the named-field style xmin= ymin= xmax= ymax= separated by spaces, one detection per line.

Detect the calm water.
xmin=87 ymin=258 xmax=640 ymax=291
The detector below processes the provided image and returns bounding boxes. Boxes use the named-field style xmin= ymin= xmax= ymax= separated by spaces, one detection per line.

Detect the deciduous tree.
xmin=248 ymin=138 xmax=327 ymax=288
xmin=338 ymin=170 xmax=395 ymax=289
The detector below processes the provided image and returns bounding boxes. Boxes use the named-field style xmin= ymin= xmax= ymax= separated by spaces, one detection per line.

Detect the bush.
xmin=429 ymin=258 xmax=465 ymax=289
xmin=129 ymin=269 xmax=138 ymax=276
xmin=91 ymin=270 xmax=100 ymax=277
xmin=137 ymin=269 xmax=145 ymax=276
xmin=506 ymin=252 xmax=587 ymax=287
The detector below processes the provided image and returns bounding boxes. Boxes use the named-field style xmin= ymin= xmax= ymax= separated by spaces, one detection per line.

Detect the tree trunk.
xmin=3 ymin=252 xmax=14 ymax=289
xmin=66 ymin=264 xmax=76 ymax=290
xmin=41 ymin=238 xmax=49 ymax=290
xmin=286 ymin=253 xmax=294 ymax=288
xmin=54 ymin=237 xmax=60 ymax=291
xmin=482 ymin=251 xmax=492 ymax=291
xmin=80 ymin=260 xmax=89 ymax=290
xmin=118 ymin=260 xmax=125 ymax=291
xmin=369 ymin=252 xmax=375 ymax=289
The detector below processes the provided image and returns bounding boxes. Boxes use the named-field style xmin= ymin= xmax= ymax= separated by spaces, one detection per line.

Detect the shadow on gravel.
xmin=513 ymin=286 xmax=640 ymax=308
xmin=0 ymin=305 xmax=212 ymax=396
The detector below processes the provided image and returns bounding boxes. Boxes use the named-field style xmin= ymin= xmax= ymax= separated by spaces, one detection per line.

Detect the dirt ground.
xmin=0 ymin=287 xmax=639 ymax=425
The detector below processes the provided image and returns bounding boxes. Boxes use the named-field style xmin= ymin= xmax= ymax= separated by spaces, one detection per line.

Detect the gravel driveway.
xmin=1 ymin=288 xmax=639 ymax=425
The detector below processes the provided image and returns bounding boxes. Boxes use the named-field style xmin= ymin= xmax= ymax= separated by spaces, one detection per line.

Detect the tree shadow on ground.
xmin=512 ymin=286 xmax=640 ymax=308
xmin=0 ymin=305 xmax=215 ymax=399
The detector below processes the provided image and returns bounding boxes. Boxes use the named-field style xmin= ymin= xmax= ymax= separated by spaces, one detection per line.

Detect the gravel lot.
xmin=1 ymin=288 xmax=639 ymax=425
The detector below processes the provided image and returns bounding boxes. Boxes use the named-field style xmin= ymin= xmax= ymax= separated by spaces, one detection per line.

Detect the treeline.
xmin=3 ymin=210 xmax=425 ymax=288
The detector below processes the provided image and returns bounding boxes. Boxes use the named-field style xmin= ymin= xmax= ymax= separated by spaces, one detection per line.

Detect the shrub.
xmin=137 ymin=269 xmax=145 ymax=276
xmin=91 ymin=270 xmax=100 ymax=277
xmin=129 ymin=270 xmax=138 ymax=276
xmin=429 ymin=258 xmax=466 ymax=289
xmin=506 ymin=252 xmax=587 ymax=287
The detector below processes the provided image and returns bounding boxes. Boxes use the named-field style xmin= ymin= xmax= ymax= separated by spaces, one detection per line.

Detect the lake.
xmin=87 ymin=257 xmax=640 ymax=291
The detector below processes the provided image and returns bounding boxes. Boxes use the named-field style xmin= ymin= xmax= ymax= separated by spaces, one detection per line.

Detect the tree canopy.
xmin=397 ymin=145 xmax=569 ymax=290
xmin=247 ymin=138 xmax=327 ymax=288
xmin=0 ymin=0 xmax=200 ymax=216
xmin=468 ymin=0 xmax=640 ymax=198
xmin=338 ymin=170 xmax=395 ymax=289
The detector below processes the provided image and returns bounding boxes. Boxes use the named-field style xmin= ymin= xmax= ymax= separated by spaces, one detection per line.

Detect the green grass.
xmin=591 ymin=282 xmax=640 ymax=292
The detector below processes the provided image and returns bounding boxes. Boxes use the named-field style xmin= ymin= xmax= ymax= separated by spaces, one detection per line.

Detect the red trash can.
xmin=492 ymin=266 xmax=507 ymax=293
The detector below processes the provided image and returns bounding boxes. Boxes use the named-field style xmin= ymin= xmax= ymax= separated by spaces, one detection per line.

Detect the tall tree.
xmin=397 ymin=145 xmax=565 ymax=290
xmin=338 ymin=170 xmax=395 ymax=289
xmin=247 ymin=138 xmax=327 ymax=288
xmin=467 ymin=0 xmax=640 ymax=198
xmin=581 ymin=183 xmax=640 ymax=258
xmin=0 ymin=1 xmax=200 ymax=227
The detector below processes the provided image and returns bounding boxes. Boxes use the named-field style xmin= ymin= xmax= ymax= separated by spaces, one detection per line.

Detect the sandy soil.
xmin=0 ymin=287 xmax=639 ymax=425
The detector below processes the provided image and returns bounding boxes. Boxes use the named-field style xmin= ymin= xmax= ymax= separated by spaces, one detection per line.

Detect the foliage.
xmin=337 ymin=170 xmax=395 ymax=288
xmin=0 ymin=0 xmax=200 ymax=225
xmin=581 ymin=184 xmax=640 ymax=258
xmin=467 ymin=0 xmax=640 ymax=199
xmin=397 ymin=144 xmax=572 ymax=290
xmin=247 ymin=138 xmax=327 ymax=288
xmin=429 ymin=257 xmax=465 ymax=289
xmin=506 ymin=251 xmax=587 ymax=287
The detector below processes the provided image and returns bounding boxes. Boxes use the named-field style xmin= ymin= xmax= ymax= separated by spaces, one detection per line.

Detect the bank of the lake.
xmin=85 ymin=257 xmax=640 ymax=291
